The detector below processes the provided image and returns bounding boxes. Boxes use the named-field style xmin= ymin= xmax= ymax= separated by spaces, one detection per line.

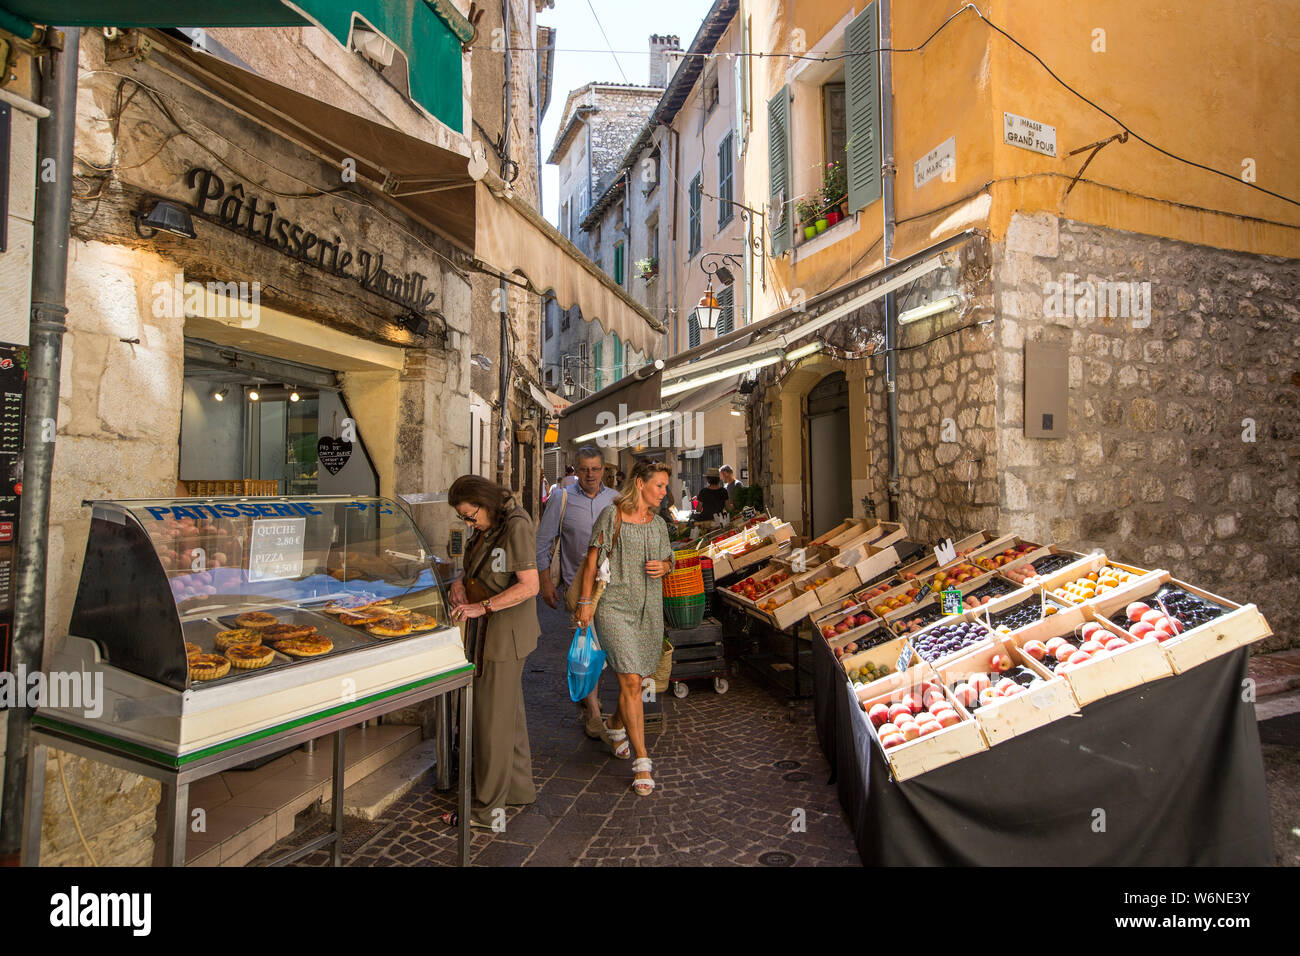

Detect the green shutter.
xmin=716 ymin=285 xmax=734 ymax=336
xmin=614 ymin=243 xmax=624 ymax=285
xmin=613 ymin=333 xmax=624 ymax=380
xmin=845 ymin=3 xmax=882 ymax=213
xmin=688 ymin=315 xmax=700 ymax=349
xmin=593 ymin=340 xmax=603 ymax=391
xmin=767 ymin=85 xmax=792 ymax=255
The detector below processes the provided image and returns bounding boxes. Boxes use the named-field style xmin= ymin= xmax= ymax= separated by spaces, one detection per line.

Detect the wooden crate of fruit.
xmin=997 ymin=546 xmax=1088 ymax=588
xmin=970 ymin=538 xmax=1046 ymax=574
xmin=1032 ymin=553 xmax=1157 ymax=610
xmin=971 ymin=586 xmax=1070 ymax=636
xmin=844 ymin=635 xmax=917 ymax=687
xmin=809 ymin=517 xmax=875 ymax=550
xmin=763 ymin=563 xmax=866 ymax=630
xmin=1093 ymin=572 xmax=1272 ymax=676
xmin=859 ymin=677 xmax=987 ymax=781
xmin=1005 ymin=590 xmax=1174 ymax=706
xmin=771 ymin=543 xmax=836 ymax=575
xmin=865 ymin=560 xmax=993 ymax=621
xmin=717 ymin=565 xmax=796 ymax=610
xmin=904 ymin=614 xmax=998 ymax=667
xmin=896 ymin=530 xmax=999 ymax=579
xmin=936 ymin=639 xmax=1079 ymax=745
xmin=830 ymin=519 xmax=908 ymax=557
xmin=818 ymin=607 xmax=886 ymax=652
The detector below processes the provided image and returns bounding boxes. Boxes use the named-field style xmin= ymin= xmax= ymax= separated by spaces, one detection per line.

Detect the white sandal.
xmin=602 ymin=719 xmax=631 ymax=759
xmin=631 ymin=757 xmax=655 ymax=796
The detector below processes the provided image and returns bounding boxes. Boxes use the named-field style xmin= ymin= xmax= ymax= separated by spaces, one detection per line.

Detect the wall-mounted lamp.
xmin=247 ymin=387 xmax=261 ymax=402
xmin=289 ymin=386 xmax=301 ymax=403
xmin=562 ymin=374 xmax=576 ymax=399
xmin=898 ymin=293 xmax=964 ymax=326
xmin=398 ymin=311 xmax=431 ymax=336
xmin=135 ymin=200 xmax=196 ymax=240
xmin=212 ymin=386 xmax=229 ymax=402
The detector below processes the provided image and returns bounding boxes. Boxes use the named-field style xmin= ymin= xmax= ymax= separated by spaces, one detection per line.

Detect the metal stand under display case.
xmin=22 ymin=675 xmax=473 ymax=867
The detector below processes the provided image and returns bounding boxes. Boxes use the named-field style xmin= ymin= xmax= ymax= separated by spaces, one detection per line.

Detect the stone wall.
xmin=995 ymin=212 xmax=1300 ymax=651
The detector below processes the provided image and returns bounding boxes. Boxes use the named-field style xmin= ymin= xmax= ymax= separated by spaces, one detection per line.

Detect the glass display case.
xmin=70 ymin=496 xmax=451 ymax=691
xmin=40 ymin=496 xmax=469 ymax=767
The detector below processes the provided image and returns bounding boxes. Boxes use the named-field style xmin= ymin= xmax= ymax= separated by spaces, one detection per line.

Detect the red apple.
xmin=990 ymin=653 xmax=1014 ymax=673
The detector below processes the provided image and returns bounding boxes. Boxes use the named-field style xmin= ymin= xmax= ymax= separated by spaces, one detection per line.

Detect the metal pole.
xmin=878 ymin=1 xmax=901 ymax=522
xmin=0 ymin=26 xmax=80 ymax=865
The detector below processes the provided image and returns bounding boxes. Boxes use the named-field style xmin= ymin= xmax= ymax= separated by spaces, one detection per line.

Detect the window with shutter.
xmin=718 ymin=132 xmax=734 ymax=228
xmin=767 ymin=86 xmax=792 ymax=255
xmin=845 ymin=3 xmax=882 ymax=212
xmin=593 ymin=340 xmax=603 ymax=391
xmin=613 ymin=333 xmax=624 ymax=381
xmin=716 ymin=285 xmax=735 ymax=336
xmin=614 ymin=241 xmax=625 ymax=286
xmin=688 ymin=314 xmax=700 ymax=349
xmin=688 ymin=174 xmax=703 ymax=256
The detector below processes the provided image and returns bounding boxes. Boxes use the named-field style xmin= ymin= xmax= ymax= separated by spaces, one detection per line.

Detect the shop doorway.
xmin=180 ymin=340 xmax=378 ymax=497
xmin=679 ymin=444 xmax=722 ymax=509
xmin=804 ymin=371 xmax=852 ymax=538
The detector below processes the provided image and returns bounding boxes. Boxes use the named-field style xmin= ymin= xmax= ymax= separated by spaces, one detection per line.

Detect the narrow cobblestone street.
xmin=267 ymin=601 xmax=859 ymax=866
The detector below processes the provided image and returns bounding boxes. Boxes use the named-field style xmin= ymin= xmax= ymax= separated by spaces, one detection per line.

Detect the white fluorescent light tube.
xmin=660 ymin=353 xmax=783 ymax=397
xmin=784 ymin=342 xmax=822 ymax=362
xmin=898 ymin=294 xmax=962 ymax=325
xmin=573 ymin=410 xmax=676 ymax=443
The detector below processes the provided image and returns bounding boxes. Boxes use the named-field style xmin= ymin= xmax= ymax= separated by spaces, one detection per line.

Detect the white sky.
xmin=537 ymin=0 xmax=715 ymax=223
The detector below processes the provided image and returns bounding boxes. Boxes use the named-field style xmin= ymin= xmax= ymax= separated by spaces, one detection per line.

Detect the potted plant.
xmin=635 ymin=256 xmax=658 ymax=281
xmin=822 ymin=161 xmax=848 ymax=225
xmin=796 ymin=199 xmax=819 ymax=240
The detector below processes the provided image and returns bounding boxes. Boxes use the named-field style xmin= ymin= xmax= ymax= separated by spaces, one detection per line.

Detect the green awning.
xmin=0 ymin=0 xmax=468 ymax=129
xmin=289 ymin=1 xmax=464 ymax=130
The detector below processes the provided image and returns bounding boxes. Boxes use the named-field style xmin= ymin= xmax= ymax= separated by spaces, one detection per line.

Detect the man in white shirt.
xmin=535 ymin=446 xmax=618 ymax=738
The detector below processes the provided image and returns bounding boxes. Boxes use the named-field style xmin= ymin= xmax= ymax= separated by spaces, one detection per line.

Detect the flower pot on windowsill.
xmin=826 ymin=211 xmax=841 ymax=227
xmin=815 ymin=218 xmax=829 ymax=233
xmin=803 ymin=224 xmax=818 ymax=239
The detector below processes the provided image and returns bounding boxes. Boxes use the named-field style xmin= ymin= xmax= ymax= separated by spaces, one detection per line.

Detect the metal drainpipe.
xmin=879 ymin=0 xmax=901 ymax=522
xmin=0 ymin=26 xmax=80 ymax=865
xmin=495 ymin=0 xmax=512 ymax=485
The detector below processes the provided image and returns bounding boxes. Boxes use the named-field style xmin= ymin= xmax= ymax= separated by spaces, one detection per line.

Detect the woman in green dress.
xmin=574 ymin=460 xmax=674 ymax=796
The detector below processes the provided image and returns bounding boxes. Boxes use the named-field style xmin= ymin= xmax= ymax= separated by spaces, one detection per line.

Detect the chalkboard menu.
xmin=0 ymin=344 xmax=26 ymax=671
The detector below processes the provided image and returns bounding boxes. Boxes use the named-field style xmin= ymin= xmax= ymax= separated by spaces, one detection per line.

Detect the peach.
xmin=968 ymin=673 xmax=991 ymax=693
xmin=979 ymin=687 xmax=997 ymax=705
xmin=900 ymin=722 xmax=921 ymax=741
xmin=1126 ymin=602 xmax=1151 ymax=623
xmin=1104 ymin=637 xmax=1130 ymax=652
xmin=1079 ymin=640 xmax=1105 ymax=655
xmin=922 ymin=687 xmax=946 ymax=710
xmin=878 ymin=722 xmax=899 ymax=738
xmin=1055 ymin=643 xmax=1078 ymax=662
xmin=868 ymin=703 xmax=891 ymax=727
xmin=952 ymin=683 xmax=977 ymax=708
xmin=880 ymin=733 xmax=906 ymax=750
xmin=1080 ymin=622 xmax=1104 ymax=642
xmin=1023 ymin=640 xmax=1048 ymax=660
xmin=1069 ymin=650 xmax=1093 ymax=665
xmin=888 ymin=702 xmax=911 ymax=723
xmin=1140 ymin=609 xmax=1166 ymax=626
xmin=903 ymin=694 xmax=925 ymax=715
xmin=935 ymin=710 xmax=961 ymax=728
xmin=917 ymin=720 xmax=943 ymax=736
xmin=1045 ymin=637 xmax=1067 ymax=654
xmin=990 ymin=653 xmax=1013 ymax=673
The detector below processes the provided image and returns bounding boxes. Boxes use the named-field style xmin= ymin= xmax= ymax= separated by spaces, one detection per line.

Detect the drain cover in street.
xmin=774 ymin=759 xmax=801 ymax=770
xmin=758 ymin=851 xmax=796 ymax=867
xmin=782 ymin=771 xmax=812 ymax=782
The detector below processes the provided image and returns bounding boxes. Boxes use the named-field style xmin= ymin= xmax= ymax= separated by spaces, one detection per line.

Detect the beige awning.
xmin=474 ymin=182 xmax=667 ymax=357
xmin=151 ymin=33 xmax=666 ymax=357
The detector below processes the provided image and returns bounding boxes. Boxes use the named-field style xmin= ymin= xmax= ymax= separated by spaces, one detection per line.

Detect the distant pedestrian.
xmin=575 ymin=460 xmax=674 ymax=795
xmin=696 ymin=468 xmax=729 ymax=521
xmin=720 ymin=465 xmax=743 ymax=496
xmin=615 ymin=469 xmax=626 ymax=487
xmin=535 ymin=446 xmax=618 ymax=739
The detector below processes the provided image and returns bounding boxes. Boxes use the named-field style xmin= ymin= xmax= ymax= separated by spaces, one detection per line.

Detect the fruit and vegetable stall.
xmin=804 ymin=530 xmax=1275 ymax=865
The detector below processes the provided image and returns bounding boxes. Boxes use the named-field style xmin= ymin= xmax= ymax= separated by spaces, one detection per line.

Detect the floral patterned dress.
xmin=589 ymin=505 xmax=674 ymax=676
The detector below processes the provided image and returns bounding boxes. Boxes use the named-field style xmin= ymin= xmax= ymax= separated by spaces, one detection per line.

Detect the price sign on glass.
xmin=249 ymin=518 xmax=306 ymax=582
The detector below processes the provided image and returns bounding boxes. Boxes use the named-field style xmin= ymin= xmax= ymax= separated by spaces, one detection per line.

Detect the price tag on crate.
xmin=915 ymin=581 xmax=933 ymax=603
xmin=896 ymin=643 xmax=913 ymax=674
xmin=834 ymin=546 xmax=863 ymax=569
xmin=756 ymin=520 xmax=776 ymax=540
xmin=941 ymin=587 xmax=964 ymax=615
xmin=934 ymin=538 xmax=958 ymax=567
xmin=741 ymin=506 xmax=757 ymax=519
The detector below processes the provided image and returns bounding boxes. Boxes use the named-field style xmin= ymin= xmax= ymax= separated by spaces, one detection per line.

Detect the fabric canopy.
xmin=474 ymin=182 xmax=668 ymax=357
xmin=153 ymin=31 xmax=477 ymax=252
xmin=0 ymin=0 xmax=305 ymax=26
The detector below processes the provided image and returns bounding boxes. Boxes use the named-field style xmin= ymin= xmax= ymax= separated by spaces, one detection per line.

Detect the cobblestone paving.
xmin=269 ymin=601 xmax=859 ymax=867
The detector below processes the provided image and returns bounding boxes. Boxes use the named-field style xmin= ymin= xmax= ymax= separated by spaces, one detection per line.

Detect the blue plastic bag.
xmin=567 ymin=625 xmax=606 ymax=702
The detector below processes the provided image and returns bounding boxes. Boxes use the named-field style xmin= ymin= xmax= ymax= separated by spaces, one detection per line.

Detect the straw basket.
xmin=652 ymin=639 xmax=674 ymax=693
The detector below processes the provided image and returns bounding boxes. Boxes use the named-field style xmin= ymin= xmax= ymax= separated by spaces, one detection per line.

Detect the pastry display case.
xmin=37 ymin=496 xmax=470 ymax=765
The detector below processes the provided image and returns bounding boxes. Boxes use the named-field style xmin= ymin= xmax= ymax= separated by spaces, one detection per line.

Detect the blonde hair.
xmin=614 ymin=460 xmax=671 ymax=515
